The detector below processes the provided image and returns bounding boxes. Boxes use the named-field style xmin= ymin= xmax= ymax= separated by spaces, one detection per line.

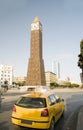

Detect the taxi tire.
xmin=48 ymin=118 xmax=55 ymax=130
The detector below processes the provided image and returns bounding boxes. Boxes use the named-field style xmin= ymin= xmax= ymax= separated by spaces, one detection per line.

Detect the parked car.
xmin=11 ymin=91 xmax=65 ymax=130
xmin=19 ymin=86 xmax=28 ymax=92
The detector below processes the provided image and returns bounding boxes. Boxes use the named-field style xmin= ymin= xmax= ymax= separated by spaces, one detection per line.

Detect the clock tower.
xmin=26 ymin=17 xmax=46 ymax=86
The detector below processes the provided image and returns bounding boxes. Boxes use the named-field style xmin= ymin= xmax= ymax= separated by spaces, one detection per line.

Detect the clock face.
xmin=31 ymin=22 xmax=42 ymax=31
xmin=31 ymin=22 xmax=39 ymax=30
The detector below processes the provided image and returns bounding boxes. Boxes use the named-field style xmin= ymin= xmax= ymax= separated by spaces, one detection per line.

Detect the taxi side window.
xmin=48 ymin=94 xmax=56 ymax=106
xmin=53 ymin=94 xmax=61 ymax=103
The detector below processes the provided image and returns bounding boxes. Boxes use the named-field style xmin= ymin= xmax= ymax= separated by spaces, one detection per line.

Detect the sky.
xmin=0 ymin=0 xmax=83 ymax=84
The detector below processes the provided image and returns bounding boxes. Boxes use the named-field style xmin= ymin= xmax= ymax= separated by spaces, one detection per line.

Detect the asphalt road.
xmin=0 ymin=88 xmax=83 ymax=130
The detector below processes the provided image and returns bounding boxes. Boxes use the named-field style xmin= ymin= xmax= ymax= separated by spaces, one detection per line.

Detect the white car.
xmin=27 ymin=86 xmax=50 ymax=93
xmin=19 ymin=85 xmax=50 ymax=93
xmin=19 ymin=86 xmax=28 ymax=92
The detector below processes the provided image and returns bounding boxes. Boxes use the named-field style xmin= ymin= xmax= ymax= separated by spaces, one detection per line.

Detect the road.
xmin=0 ymin=88 xmax=83 ymax=130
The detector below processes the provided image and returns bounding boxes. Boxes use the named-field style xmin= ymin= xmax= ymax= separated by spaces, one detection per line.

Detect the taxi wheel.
xmin=49 ymin=118 xmax=55 ymax=130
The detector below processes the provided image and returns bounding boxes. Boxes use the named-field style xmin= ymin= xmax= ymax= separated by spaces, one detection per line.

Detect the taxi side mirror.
xmin=56 ymin=98 xmax=60 ymax=103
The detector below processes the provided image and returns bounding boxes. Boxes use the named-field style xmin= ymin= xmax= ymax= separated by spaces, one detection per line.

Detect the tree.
xmin=80 ymin=39 xmax=83 ymax=56
xmin=78 ymin=39 xmax=83 ymax=75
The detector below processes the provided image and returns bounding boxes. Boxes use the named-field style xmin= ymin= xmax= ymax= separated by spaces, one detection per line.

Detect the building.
xmin=0 ymin=64 xmax=13 ymax=85
xmin=52 ymin=60 xmax=60 ymax=78
xmin=45 ymin=71 xmax=58 ymax=86
xmin=13 ymin=72 xmax=57 ymax=87
xmin=26 ymin=17 xmax=46 ymax=86
xmin=13 ymin=76 xmax=26 ymax=84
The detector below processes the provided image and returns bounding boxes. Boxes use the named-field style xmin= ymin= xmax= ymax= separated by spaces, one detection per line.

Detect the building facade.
xmin=26 ymin=17 xmax=46 ymax=86
xmin=13 ymin=76 xmax=26 ymax=84
xmin=0 ymin=64 xmax=13 ymax=85
xmin=45 ymin=71 xmax=58 ymax=86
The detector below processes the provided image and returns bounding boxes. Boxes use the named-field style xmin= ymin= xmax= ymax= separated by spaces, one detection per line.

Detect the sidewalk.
xmin=76 ymin=107 xmax=83 ymax=130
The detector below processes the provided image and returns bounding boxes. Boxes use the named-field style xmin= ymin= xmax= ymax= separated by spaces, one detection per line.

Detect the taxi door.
xmin=48 ymin=94 xmax=60 ymax=122
xmin=56 ymin=97 xmax=65 ymax=118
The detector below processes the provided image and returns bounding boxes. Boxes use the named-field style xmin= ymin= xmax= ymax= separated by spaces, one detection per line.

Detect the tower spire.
xmin=33 ymin=16 xmax=39 ymax=23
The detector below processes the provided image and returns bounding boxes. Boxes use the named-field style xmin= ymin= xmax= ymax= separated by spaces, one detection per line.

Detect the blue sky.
xmin=0 ymin=0 xmax=83 ymax=83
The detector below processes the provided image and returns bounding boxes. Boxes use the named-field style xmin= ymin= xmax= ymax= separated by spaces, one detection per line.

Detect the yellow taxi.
xmin=11 ymin=91 xmax=65 ymax=130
